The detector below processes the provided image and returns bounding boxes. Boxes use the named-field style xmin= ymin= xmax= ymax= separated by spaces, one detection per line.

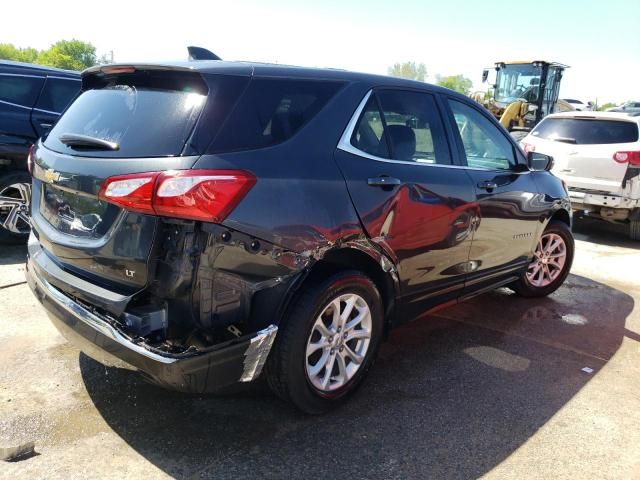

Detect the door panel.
xmin=445 ymin=97 xmax=545 ymax=292
xmin=463 ymin=170 xmax=544 ymax=285
xmin=335 ymin=89 xmax=478 ymax=315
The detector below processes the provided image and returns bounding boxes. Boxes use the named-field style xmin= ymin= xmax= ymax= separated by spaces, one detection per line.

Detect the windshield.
xmin=494 ymin=64 xmax=542 ymax=104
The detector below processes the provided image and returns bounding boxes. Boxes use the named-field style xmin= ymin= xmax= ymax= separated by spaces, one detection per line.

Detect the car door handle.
xmin=39 ymin=123 xmax=53 ymax=129
xmin=477 ymin=180 xmax=498 ymax=190
xmin=367 ymin=176 xmax=402 ymax=187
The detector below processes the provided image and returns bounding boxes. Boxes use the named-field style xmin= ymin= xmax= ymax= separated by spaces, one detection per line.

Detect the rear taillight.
xmin=613 ymin=151 xmax=640 ymax=166
xmin=99 ymin=169 xmax=255 ymax=222
xmin=27 ymin=145 xmax=35 ymax=176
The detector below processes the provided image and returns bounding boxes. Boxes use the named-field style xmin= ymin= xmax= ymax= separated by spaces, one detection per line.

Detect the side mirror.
xmin=527 ymin=151 xmax=554 ymax=171
xmin=481 ymin=69 xmax=489 ymax=83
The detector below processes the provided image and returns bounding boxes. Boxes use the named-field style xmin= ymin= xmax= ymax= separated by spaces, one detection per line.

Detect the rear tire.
xmin=0 ymin=171 xmax=31 ymax=245
xmin=630 ymin=209 xmax=640 ymax=241
xmin=265 ymin=271 xmax=383 ymax=414
xmin=510 ymin=220 xmax=574 ymax=297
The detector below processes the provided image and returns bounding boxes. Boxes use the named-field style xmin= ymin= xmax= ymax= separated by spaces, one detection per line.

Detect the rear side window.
xmin=36 ymin=78 xmax=80 ymax=113
xmin=0 ymin=75 xmax=44 ymax=107
xmin=532 ymin=118 xmax=639 ymax=144
xmin=209 ymin=78 xmax=344 ymax=153
xmin=44 ymin=71 xmax=216 ymax=158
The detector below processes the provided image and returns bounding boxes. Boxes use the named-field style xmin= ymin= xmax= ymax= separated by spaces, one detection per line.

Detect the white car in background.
xmin=562 ymin=98 xmax=593 ymax=111
xmin=521 ymin=111 xmax=640 ymax=240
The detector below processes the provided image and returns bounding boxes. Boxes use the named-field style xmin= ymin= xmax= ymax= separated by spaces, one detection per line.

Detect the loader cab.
xmin=493 ymin=61 xmax=567 ymax=128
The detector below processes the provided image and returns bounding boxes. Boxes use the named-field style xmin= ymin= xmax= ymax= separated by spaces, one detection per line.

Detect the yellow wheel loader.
xmin=474 ymin=61 xmax=573 ymax=140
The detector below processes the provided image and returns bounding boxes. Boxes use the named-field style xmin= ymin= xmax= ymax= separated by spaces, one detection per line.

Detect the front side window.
xmin=448 ymin=99 xmax=516 ymax=171
xmin=0 ymin=75 xmax=44 ymax=107
xmin=350 ymin=90 xmax=451 ymax=165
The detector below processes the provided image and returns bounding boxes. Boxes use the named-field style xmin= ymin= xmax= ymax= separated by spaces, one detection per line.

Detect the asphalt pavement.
xmin=1 ymin=217 xmax=639 ymax=479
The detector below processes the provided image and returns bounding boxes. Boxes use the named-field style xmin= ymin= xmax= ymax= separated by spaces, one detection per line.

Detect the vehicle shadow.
xmin=0 ymin=244 xmax=27 ymax=265
xmin=79 ymin=274 xmax=634 ymax=479
xmin=572 ymin=216 xmax=638 ymax=249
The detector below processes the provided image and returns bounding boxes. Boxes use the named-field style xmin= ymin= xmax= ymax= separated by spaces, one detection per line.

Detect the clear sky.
xmin=4 ymin=0 xmax=639 ymax=103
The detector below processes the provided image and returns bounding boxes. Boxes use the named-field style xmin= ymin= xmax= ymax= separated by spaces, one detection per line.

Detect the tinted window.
xmin=209 ymin=78 xmax=344 ymax=153
xmin=449 ymin=99 xmax=516 ymax=170
xmin=531 ymin=118 xmax=639 ymax=144
xmin=0 ymin=75 xmax=44 ymax=107
xmin=351 ymin=96 xmax=389 ymax=158
xmin=36 ymin=78 xmax=80 ymax=113
xmin=44 ymin=71 xmax=232 ymax=158
xmin=351 ymin=90 xmax=451 ymax=165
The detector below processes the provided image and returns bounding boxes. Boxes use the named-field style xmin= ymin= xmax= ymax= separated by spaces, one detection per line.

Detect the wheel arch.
xmin=549 ymin=208 xmax=571 ymax=228
xmin=278 ymin=244 xmax=399 ymax=331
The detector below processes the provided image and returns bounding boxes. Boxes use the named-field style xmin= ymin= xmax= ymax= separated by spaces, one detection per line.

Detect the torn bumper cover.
xmin=26 ymin=254 xmax=277 ymax=393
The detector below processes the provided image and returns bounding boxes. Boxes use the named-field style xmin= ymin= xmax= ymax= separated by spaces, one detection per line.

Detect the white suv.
xmin=521 ymin=111 xmax=640 ymax=240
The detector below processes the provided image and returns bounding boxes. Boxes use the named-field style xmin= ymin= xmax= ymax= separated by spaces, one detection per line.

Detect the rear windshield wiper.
xmin=59 ymin=133 xmax=119 ymax=151
xmin=551 ymin=136 xmax=577 ymax=144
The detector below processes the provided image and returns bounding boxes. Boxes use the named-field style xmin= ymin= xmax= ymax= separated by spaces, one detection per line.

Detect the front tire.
xmin=511 ymin=220 xmax=574 ymax=297
xmin=265 ymin=271 xmax=383 ymax=414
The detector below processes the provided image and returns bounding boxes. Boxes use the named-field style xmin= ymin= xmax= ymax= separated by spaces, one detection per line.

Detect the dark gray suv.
xmin=27 ymin=61 xmax=573 ymax=413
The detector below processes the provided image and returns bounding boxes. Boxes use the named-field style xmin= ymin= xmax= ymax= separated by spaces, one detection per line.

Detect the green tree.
xmin=0 ymin=43 xmax=38 ymax=63
xmin=436 ymin=74 xmax=473 ymax=95
xmin=388 ymin=61 xmax=427 ymax=82
xmin=597 ymin=102 xmax=617 ymax=111
xmin=37 ymin=39 xmax=96 ymax=70
xmin=0 ymin=40 xmax=98 ymax=70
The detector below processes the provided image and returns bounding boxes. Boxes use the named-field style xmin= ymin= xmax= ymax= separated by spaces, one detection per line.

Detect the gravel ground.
xmin=1 ymin=217 xmax=639 ymax=479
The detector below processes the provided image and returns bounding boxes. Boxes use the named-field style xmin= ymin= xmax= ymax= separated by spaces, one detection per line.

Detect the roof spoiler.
xmin=187 ymin=46 xmax=221 ymax=61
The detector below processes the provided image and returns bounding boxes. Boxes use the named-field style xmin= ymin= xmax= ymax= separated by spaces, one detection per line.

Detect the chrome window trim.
xmin=0 ymin=99 xmax=31 ymax=110
xmin=0 ymin=72 xmax=45 ymax=79
xmin=337 ymin=89 xmax=530 ymax=173
xmin=33 ymin=107 xmax=60 ymax=115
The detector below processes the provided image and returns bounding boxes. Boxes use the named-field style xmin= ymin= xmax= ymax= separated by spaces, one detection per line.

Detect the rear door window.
xmin=36 ymin=78 xmax=81 ymax=113
xmin=0 ymin=74 xmax=44 ymax=107
xmin=209 ymin=78 xmax=344 ymax=153
xmin=350 ymin=96 xmax=390 ymax=158
xmin=531 ymin=118 xmax=639 ymax=144
xmin=350 ymin=90 xmax=451 ymax=165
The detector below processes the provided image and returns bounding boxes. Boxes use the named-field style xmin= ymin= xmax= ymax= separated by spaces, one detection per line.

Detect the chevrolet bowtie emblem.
xmin=43 ymin=169 xmax=61 ymax=183
xmin=43 ymin=169 xmax=69 ymax=184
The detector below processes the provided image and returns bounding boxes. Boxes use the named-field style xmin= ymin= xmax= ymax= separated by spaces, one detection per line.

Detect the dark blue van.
xmin=0 ymin=60 xmax=80 ymax=243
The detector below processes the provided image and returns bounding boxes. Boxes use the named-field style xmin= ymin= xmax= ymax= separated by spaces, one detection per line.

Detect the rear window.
xmin=208 ymin=78 xmax=344 ymax=153
xmin=531 ymin=118 xmax=639 ymax=144
xmin=0 ymin=74 xmax=44 ymax=107
xmin=44 ymin=71 xmax=213 ymax=158
xmin=36 ymin=78 xmax=81 ymax=113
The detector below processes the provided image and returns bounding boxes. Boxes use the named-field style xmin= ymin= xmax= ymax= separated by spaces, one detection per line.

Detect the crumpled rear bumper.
xmin=26 ymin=244 xmax=277 ymax=393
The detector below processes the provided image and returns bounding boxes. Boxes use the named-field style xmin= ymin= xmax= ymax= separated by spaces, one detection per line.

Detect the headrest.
xmin=386 ymin=125 xmax=416 ymax=160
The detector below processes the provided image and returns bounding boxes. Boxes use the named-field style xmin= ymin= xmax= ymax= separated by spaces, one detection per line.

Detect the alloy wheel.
xmin=0 ymin=182 xmax=31 ymax=234
xmin=305 ymin=293 xmax=372 ymax=392
xmin=526 ymin=233 xmax=567 ymax=288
